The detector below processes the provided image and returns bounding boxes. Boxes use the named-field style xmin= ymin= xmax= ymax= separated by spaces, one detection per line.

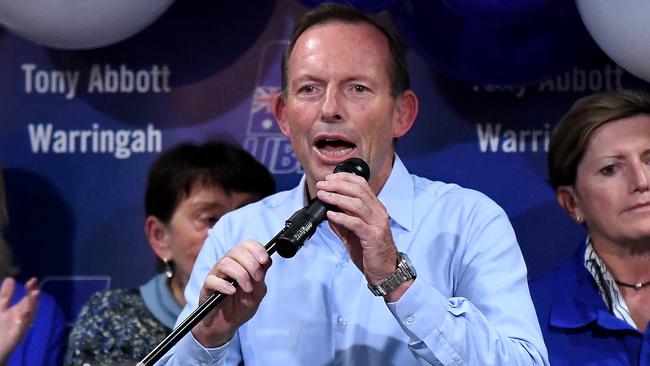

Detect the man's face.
xmin=275 ymin=21 xmax=415 ymax=196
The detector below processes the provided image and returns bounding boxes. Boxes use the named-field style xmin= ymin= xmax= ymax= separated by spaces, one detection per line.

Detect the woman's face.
xmin=559 ymin=114 xmax=650 ymax=247
xmin=164 ymin=185 xmax=259 ymax=290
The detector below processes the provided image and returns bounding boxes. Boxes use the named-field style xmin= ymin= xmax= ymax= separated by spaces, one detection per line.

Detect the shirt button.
xmin=338 ymin=315 xmax=347 ymax=326
xmin=405 ymin=314 xmax=416 ymax=326
xmin=339 ymin=259 xmax=349 ymax=267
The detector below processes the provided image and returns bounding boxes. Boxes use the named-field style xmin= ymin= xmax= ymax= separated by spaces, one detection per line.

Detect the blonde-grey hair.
xmin=0 ymin=168 xmax=17 ymax=277
xmin=548 ymin=89 xmax=650 ymax=190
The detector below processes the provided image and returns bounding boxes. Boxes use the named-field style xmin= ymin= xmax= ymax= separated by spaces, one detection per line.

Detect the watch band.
xmin=367 ymin=252 xmax=416 ymax=296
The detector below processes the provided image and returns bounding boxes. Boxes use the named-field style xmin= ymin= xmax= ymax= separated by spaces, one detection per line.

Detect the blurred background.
xmin=1 ymin=0 xmax=649 ymax=328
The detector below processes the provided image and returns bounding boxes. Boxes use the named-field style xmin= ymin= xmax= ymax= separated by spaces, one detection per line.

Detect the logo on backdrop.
xmin=244 ymin=41 xmax=302 ymax=175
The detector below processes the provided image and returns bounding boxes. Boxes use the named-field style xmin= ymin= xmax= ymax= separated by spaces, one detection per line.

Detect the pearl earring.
xmin=163 ymin=258 xmax=173 ymax=279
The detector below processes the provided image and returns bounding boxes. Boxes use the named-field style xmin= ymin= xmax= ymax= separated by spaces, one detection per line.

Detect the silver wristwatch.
xmin=368 ymin=252 xmax=417 ymax=296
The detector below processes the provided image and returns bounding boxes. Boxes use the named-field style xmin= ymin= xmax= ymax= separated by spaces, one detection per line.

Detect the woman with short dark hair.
xmin=65 ymin=141 xmax=275 ymax=365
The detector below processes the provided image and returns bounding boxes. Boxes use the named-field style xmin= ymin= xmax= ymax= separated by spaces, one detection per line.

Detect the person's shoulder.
xmin=528 ymin=252 xmax=583 ymax=312
xmin=10 ymin=280 xmax=60 ymax=307
xmin=244 ymin=188 xmax=294 ymax=211
xmin=8 ymin=280 xmax=64 ymax=323
xmin=35 ymin=288 xmax=65 ymax=321
xmin=411 ymin=174 xmax=504 ymax=212
xmin=529 ymin=256 xmax=578 ymax=292
xmin=220 ymin=187 xmax=297 ymax=222
xmin=528 ymin=266 xmax=562 ymax=300
xmin=72 ymin=287 xmax=147 ymax=337
xmin=87 ymin=287 xmax=139 ymax=302
xmin=80 ymin=288 xmax=141 ymax=315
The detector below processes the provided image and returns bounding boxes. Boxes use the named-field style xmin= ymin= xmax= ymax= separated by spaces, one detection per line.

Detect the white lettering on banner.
xmin=472 ymin=84 xmax=526 ymax=98
xmin=27 ymin=123 xmax=162 ymax=159
xmin=87 ymin=64 xmax=171 ymax=94
xmin=476 ymin=123 xmax=550 ymax=153
xmin=21 ymin=63 xmax=171 ymax=99
xmin=472 ymin=64 xmax=625 ymax=98
xmin=538 ymin=64 xmax=624 ymax=93
xmin=22 ymin=63 xmax=80 ymax=100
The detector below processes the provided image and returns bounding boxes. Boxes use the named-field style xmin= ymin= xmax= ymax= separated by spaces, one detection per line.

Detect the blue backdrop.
xmin=0 ymin=0 xmax=648 ymax=326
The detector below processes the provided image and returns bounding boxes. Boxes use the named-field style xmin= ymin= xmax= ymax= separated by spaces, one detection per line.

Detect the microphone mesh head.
xmin=333 ymin=158 xmax=370 ymax=181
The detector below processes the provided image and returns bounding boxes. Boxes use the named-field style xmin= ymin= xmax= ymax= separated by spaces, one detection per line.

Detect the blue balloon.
xmin=390 ymin=0 xmax=598 ymax=86
xmin=299 ymin=0 xmax=399 ymax=13
xmin=441 ymin=0 xmax=559 ymax=26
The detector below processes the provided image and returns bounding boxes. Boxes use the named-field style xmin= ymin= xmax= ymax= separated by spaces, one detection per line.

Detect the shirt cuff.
xmin=179 ymin=331 xmax=231 ymax=365
xmin=386 ymin=276 xmax=448 ymax=341
xmin=386 ymin=277 xmax=468 ymax=364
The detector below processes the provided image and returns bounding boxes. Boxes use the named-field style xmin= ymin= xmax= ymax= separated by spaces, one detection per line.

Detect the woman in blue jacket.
xmin=0 ymin=277 xmax=66 ymax=366
xmin=530 ymin=89 xmax=650 ymax=365
xmin=0 ymin=168 xmax=66 ymax=366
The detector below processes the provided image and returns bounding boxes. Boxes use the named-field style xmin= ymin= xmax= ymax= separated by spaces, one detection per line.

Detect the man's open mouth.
xmin=315 ymin=138 xmax=356 ymax=156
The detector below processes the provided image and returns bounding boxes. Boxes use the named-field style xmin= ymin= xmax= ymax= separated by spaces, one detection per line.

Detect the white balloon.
xmin=576 ymin=0 xmax=650 ymax=82
xmin=0 ymin=0 xmax=175 ymax=49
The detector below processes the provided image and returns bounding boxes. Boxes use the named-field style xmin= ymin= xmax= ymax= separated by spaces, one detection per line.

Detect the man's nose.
xmin=320 ymin=86 xmax=343 ymax=122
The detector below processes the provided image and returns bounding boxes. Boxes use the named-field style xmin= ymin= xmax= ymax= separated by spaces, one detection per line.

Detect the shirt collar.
xmin=549 ymin=241 xmax=632 ymax=331
xmin=376 ymin=154 xmax=414 ymax=232
xmin=583 ymin=237 xmax=637 ymax=329
xmin=139 ymin=273 xmax=183 ymax=329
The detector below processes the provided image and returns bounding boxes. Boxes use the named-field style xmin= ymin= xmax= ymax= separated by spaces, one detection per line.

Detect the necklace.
xmin=614 ymin=279 xmax=650 ymax=290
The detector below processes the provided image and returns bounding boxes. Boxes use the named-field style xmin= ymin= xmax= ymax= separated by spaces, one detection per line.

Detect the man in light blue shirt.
xmin=159 ymin=3 xmax=548 ymax=365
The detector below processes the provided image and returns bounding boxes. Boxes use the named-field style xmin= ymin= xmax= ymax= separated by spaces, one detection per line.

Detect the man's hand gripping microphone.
xmin=276 ymin=157 xmax=370 ymax=258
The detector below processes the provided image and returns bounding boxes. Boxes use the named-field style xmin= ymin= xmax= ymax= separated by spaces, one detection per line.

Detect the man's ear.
xmin=145 ymin=215 xmax=171 ymax=260
xmin=274 ymin=94 xmax=291 ymax=138
xmin=556 ymin=185 xmax=583 ymax=223
xmin=392 ymin=90 xmax=418 ymax=139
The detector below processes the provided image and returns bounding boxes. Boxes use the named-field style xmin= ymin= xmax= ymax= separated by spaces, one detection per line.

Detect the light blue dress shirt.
xmin=158 ymin=155 xmax=549 ymax=365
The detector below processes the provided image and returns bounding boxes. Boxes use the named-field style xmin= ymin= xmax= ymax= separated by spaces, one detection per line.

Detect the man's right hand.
xmin=191 ymin=239 xmax=271 ymax=348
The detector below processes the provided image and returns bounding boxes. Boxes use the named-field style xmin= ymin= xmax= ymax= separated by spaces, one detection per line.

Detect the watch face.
xmin=401 ymin=253 xmax=417 ymax=277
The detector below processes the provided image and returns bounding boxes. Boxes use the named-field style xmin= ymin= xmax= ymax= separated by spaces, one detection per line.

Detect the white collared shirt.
xmin=584 ymin=237 xmax=637 ymax=329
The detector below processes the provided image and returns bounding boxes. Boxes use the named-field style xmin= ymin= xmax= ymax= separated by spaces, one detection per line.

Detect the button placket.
xmin=337 ymin=315 xmax=348 ymax=327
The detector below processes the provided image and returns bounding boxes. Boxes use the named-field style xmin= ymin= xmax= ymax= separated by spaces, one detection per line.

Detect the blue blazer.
xmin=529 ymin=244 xmax=650 ymax=365
xmin=8 ymin=282 xmax=66 ymax=366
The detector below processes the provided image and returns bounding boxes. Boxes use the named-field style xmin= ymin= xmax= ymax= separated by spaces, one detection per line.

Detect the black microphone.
xmin=276 ymin=157 xmax=370 ymax=258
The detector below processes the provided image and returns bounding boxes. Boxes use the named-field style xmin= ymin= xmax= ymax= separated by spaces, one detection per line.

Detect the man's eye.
xmin=354 ymin=85 xmax=368 ymax=92
xmin=299 ymin=85 xmax=315 ymax=93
